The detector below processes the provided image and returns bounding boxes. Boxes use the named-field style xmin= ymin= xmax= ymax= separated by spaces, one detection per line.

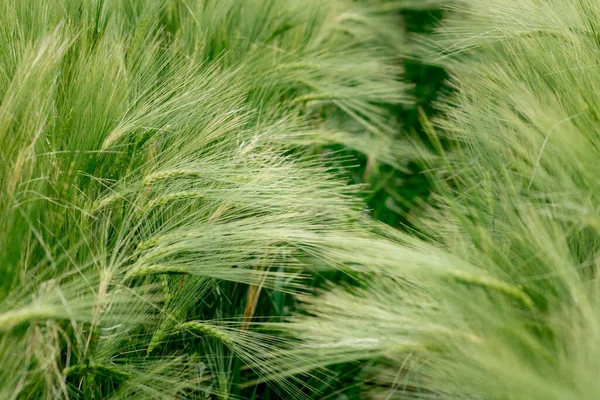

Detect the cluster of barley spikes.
xmin=0 ymin=0 xmax=428 ymax=398
xmin=4 ymin=0 xmax=598 ymax=399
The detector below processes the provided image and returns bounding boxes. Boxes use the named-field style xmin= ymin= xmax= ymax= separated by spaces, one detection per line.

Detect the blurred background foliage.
xmin=373 ymin=7 xmax=447 ymax=227
xmin=322 ymin=6 xmax=448 ymax=229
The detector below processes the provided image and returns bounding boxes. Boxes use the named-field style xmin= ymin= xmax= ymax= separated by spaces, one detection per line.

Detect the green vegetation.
xmin=5 ymin=0 xmax=597 ymax=399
